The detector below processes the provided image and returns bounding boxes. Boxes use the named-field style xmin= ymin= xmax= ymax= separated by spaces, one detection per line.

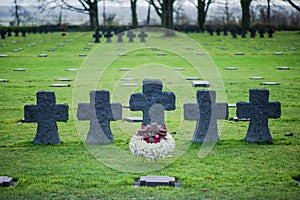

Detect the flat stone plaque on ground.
xmin=122 ymin=83 xmax=138 ymax=87
xmin=172 ymin=68 xmax=185 ymax=71
xmin=0 ymin=79 xmax=9 ymax=82
xmin=273 ymin=52 xmax=284 ymax=55
xmin=196 ymin=52 xmax=205 ymax=55
xmin=228 ymin=103 xmax=236 ymax=107
xmin=261 ymin=82 xmax=279 ymax=85
xmin=66 ymin=68 xmax=79 ymax=71
xmin=235 ymin=52 xmax=245 ymax=55
xmin=138 ymin=176 xmax=177 ymax=187
xmin=38 ymin=54 xmax=48 ymax=57
xmin=277 ymin=66 xmax=290 ymax=70
xmin=123 ymin=116 xmax=143 ymax=122
xmin=186 ymin=77 xmax=201 ymax=80
xmin=0 ymin=54 xmax=9 ymax=57
xmin=249 ymin=76 xmax=264 ymax=80
xmin=50 ymin=83 xmax=70 ymax=87
xmin=13 ymin=68 xmax=26 ymax=71
xmin=118 ymin=53 xmax=127 ymax=56
xmin=225 ymin=67 xmax=238 ymax=70
xmin=48 ymin=48 xmax=57 ymax=52
xmin=156 ymin=52 xmax=166 ymax=56
xmin=289 ymin=48 xmax=296 ymax=51
xmin=0 ymin=176 xmax=13 ymax=187
xmin=78 ymin=54 xmax=87 ymax=57
xmin=192 ymin=80 xmax=210 ymax=87
xmin=55 ymin=78 xmax=72 ymax=81
xmin=119 ymin=68 xmax=131 ymax=71
xmin=121 ymin=78 xmax=136 ymax=81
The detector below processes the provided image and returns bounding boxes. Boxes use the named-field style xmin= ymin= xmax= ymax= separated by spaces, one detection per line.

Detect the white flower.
xmin=129 ymin=133 xmax=176 ymax=160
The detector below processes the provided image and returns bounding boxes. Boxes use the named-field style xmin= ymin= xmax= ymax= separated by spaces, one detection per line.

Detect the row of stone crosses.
xmin=93 ymin=30 xmax=148 ymax=43
xmin=24 ymin=79 xmax=281 ymax=145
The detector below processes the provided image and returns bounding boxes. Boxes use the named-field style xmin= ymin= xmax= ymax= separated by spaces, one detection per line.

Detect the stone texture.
xmin=24 ymin=91 xmax=69 ymax=144
xmin=138 ymin=31 xmax=148 ymax=42
xmin=184 ymin=90 xmax=228 ymax=143
xmin=77 ymin=90 xmax=122 ymax=144
xmin=261 ymin=82 xmax=279 ymax=85
xmin=50 ymin=83 xmax=70 ymax=87
xmin=13 ymin=68 xmax=26 ymax=71
xmin=0 ymin=176 xmax=13 ymax=187
xmin=129 ymin=79 xmax=175 ymax=127
xmin=139 ymin=176 xmax=176 ymax=187
xmin=236 ymin=89 xmax=281 ymax=143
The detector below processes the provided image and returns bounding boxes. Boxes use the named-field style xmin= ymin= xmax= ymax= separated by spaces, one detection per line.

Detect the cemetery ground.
xmin=0 ymin=31 xmax=299 ymax=199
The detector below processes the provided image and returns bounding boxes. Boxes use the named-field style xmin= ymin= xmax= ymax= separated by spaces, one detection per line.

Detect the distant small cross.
xmin=258 ymin=29 xmax=265 ymax=38
xmin=77 ymin=90 xmax=122 ymax=144
xmin=184 ymin=90 xmax=228 ymax=143
xmin=127 ymin=30 xmax=136 ymax=42
xmin=138 ymin=31 xmax=148 ymax=42
xmin=117 ymin=32 xmax=124 ymax=43
xmin=24 ymin=91 xmax=69 ymax=144
xmin=93 ymin=31 xmax=102 ymax=43
xmin=236 ymin=89 xmax=281 ymax=143
xmin=104 ymin=31 xmax=113 ymax=43
xmin=129 ymin=79 xmax=176 ymax=127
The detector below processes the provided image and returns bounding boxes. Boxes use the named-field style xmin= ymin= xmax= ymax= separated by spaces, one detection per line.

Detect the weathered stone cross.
xmin=104 ymin=31 xmax=113 ymax=43
xmin=24 ymin=91 xmax=69 ymax=144
xmin=138 ymin=31 xmax=148 ymax=42
xmin=236 ymin=89 xmax=281 ymax=143
xmin=93 ymin=30 xmax=101 ymax=43
xmin=184 ymin=90 xmax=228 ymax=143
xmin=77 ymin=90 xmax=122 ymax=144
xmin=127 ymin=30 xmax=136 ymax=43
xmin=129 ymin=79 xmax=176 ymax=127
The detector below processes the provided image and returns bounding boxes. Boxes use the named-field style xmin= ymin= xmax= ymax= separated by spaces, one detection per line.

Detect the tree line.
xmin=10 ymin=0 xmax=300 ymax=30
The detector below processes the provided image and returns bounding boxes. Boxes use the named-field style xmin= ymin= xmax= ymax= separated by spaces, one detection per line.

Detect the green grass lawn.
xmin=0 ymin=30 xmax=299 ymax=199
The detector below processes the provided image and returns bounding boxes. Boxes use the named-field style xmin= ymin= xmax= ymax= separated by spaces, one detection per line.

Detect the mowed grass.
xmin=0 ymin=31 xmax=299 ymax=199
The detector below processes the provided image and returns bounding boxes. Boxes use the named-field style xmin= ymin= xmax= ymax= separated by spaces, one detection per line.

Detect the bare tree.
xmin=14 ymin=0 xmax=21 ymax=26
xmin=146 ymin=0 xmax=176 ymax=29
xmin=189 ymin=0 xmax=214 ymax=29
xmin=240 ymin=0 xmax=253 ymax=29
xmin=60 ymin=0 xmax=100 ymax=30
xmin=130 ymin=0 xmax=138 ymax=27
xmin=283 ymin=0 xmax=300 ymax=12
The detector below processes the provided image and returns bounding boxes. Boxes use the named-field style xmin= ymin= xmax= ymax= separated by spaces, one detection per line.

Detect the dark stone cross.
xmin=24 ymin=91 xmax=69 ymax=144
xmin=14 ymin=29 xmax=19 ymax=37
xmin=138 ymin=31 xmax=148 ymax=42
xmin=21 ymin=29 xmax=26 ymax=37
xmin=77 ymin=90 xmax=122 ymax=144
xmin=127 ymin=30 xmax=136 ymax=42
xmin=250 ymin=28 xmax=256 ymax=38
xmin=267 ymin=28 xmax=274 ymax=38
xmin=93 ymin=31 xmax=102 ymax=43
xmin=7 ymin=28 xmax=12 ymax=37
xmin=184 ymin=90 xmax=228 ymax=143
xmin=236 ymin=89 xmax=281 ymax=143
xmin=117 ymin=32 xmax=124 ymax=43
xmin=0 ymin=30 xmax=6 ymax=39
xmin=129 ymin=79 xmax=176 ymax=127
xmin=104 ymin=31 xmax=113 ymax=43
xmin=259 ymin=28 xmax=265 ymax=38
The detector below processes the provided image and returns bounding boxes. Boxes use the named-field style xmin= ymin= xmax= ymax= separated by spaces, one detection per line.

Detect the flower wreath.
xmin=129 ymin=122 xmax=176 ymax=160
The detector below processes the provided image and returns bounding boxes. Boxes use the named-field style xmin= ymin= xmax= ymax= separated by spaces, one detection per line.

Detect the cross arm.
xmin=56 ymin=104 xmax=69 ymax=122
xmin=213 ymin=102 xmax=228 ymax=120
xmin=160 ymin=92 xmax=176 ymax=111
xmin=266 ymin=102 xmax=281 ymax=118
xmin=236 ymin=102 xmax=251 ymax=119
xmin=129 ymin=93 xmax=145 ymax=111
xmin=111 ymin=102 xmax=122 ymax=120
xmin=24 ymin=105 xmax=38 ymax=122
xmin=184 ymin=103 xmax=199 ymax=120
xmin=77 ymin=103 xmax=90 ymax=120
